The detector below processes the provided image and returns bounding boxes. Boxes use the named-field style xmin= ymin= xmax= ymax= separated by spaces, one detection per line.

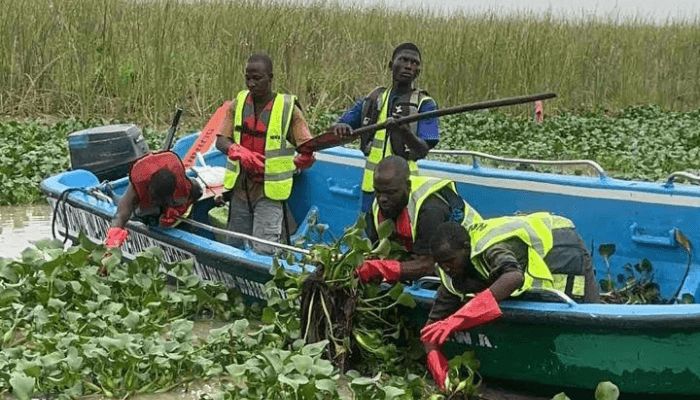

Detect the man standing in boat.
xmin=104 ymin=151 xmax=203 ymax=248
xmin=421 ymin=216 xmax=600 ymax=390
xmin=354 ymin=156 xmax=481 ymax=283
xmin=215 ymin=53 xmax=315 ymax=254
xmin=329 ymin=42 xmax=439 ymax=217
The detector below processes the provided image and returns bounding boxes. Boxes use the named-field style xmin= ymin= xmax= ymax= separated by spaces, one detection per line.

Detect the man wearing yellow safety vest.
xmin=330 ymin=42 xmax=439 ymax=217
xmin=215 ymin=53 xmax=315 ymax=254
xmin=420 ymin=216 xmax=600 ymax=391
xmin=354 ymin=156 xmax=481 ymax=283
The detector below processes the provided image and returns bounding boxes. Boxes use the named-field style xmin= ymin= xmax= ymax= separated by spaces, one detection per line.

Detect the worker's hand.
xmin=293 ymin=152 xmax=315 ymax=171
xmin=385 ymin=114 xmax=411 ymax=135
xmin=384 ymin=116 xmax=399 ymax=131
xmin=160 ymin=202 xmax=192 ymax=228
xmin=213 ymin=194 xmax=226 ymax=206
xmin=159 ymin=207 xmax=180 ymax=227
xmin=105 ymin=227 xmax=128 ymax=249
xmin=354 ymin=259 xmax=401 ymax=284
xmin=227 ymin=144 xmax=265 ymax=173
xmin=426 ymin=349 xmax=449 ymax=391
xmin=330 ymin=123 xmax=353 ymax=138
xmin=420 ymin=289 xmax=503 ymax=346
xmin=101 ymin=227 xmax=127 ymax=276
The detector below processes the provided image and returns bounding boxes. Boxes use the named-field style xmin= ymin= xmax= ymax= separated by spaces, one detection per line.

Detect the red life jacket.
xmin=377 ymin=207 xmax=413 ymax=252
xmin=129 ymin=151 xmax=192 ymax=217
xmin=240 ymin=95 xmax=274 ymax=156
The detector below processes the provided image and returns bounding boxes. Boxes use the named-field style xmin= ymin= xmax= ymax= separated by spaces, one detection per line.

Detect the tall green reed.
xmin=1 ymin=0 xmax=698 ymax=124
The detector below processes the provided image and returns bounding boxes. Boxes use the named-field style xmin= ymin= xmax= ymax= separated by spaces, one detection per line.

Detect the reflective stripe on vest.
xmin=436 ymin=266 xmax=470 ymax=302
xmin=467 ymin=212 xmax=574 ymax=296
xmin=223 ymin=90 xmax=297 ymax=200
xmin=372 ymin=176 xmax=482 ymax=242
xmin=360 ymin=88 xmax=431 ymax=193
xmin=437 ymin=267 xmax=586 ymax=300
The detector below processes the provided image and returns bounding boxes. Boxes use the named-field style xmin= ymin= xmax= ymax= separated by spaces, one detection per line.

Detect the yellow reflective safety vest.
xmin=437 ymin=212 xmax=575 ymax=299
xmin=223 ymin=90 xmax=297 ymax=201
xmin=360 ymin=87 xmax=433 ymax=193
xmin=372 ymin=176 xmax=482 ymax=242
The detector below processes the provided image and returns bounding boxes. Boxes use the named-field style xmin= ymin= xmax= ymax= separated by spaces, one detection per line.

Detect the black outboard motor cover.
xmin=68 ymin=124 xmax=149 ymax=182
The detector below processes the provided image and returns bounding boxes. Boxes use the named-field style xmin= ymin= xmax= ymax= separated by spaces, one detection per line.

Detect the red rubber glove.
xmin=426 ymin=349 xmax=449 ymax=391
xmin=293 ymin=152 xmax=315 ymax=170
xmin=105 ymin=227 xmax=128 ymax=248
xmin=420 ymin=289 xmax=503 ymax=346
xmin=159 ymin=202 xmax=191 ymax=227
xmin=355 ymin=259 xmax=401 ymax=283
xmin=227 ymin=144 xmax=265 ymax=173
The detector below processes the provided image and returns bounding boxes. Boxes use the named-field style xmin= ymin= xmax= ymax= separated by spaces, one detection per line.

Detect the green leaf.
xmin=278 ymin=373 xmax=309 ymax=390
xmin=382 ymin=386 xmax=405 ymax=399
xmin=599 ymin=279 xmax=613 ymax=292
xmin=377 ymin=219 xmax=395 ymax=240
xmin=34 ymin=238 xmax=63 ymax=250
xmin=310 ymin=359 xmax=335 ymax=377
xmin=225 ymin=363 xmax=247 ymax=377
xmin=47 ymin=297 xmax=66 ymax=309
xmin=551 ymin=393 xmax=571 ymax=400
xmin=351 ymin=376 xmax=378 ymax=386
xmin=598 ymin=243 xmax=616 ymax=258
xmin=291 ymin=354 xmax=313 ymax=374
xmin=262 ymin=307 xmax=276 ymax=324
xmin=636 ymin=258 xmax=652 ymax=274
xmin=0 ymin=262 xmax=21 ymax=282
xmin=681 ymin=293 xmax=695 ymax=304
xmin=315 ymin=378 xmax=337 ymax=392
xmin=10 ymin=372 xmax=35 ymax=400
xmin=301 ymin=340 xmax=328 ymax=356
xmin=675 ymin=229 xmax=691 ymax=253
xmin=231 ymin=319 xmax=249 ymax=336
xmin=65 ymin=348 xmax=83 ymax=371
xmin=396 ymin=292 xmax=416 ymax=308
xmin=0 ymin=288 xmax=21 ymax=306
xmin=122 ymin=310 xmax=140 ymax=330
xmin=371 ymin=238 xmax=392 ymax=258
xmin=595 ymin=381 xmax=620 ymax=400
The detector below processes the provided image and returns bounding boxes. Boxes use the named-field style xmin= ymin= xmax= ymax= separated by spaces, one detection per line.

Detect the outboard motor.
xmin=68 ymin=124 xmax=149 ymax=182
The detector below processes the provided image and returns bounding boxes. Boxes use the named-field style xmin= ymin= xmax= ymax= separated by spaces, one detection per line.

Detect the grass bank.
xmin=1 ymin=0 xmax=699 ymax=123
xmin=3 ymin=106 xmax=699 ymax=205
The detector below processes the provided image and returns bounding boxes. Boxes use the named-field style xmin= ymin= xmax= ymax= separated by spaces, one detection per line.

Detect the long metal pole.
xmin=298 ymin=92 xmax=556 ymax=153
xmin=353 ymin=92 xmax=557 ymax=137
xmin=177 ymin=217 xmax=311 ymax=255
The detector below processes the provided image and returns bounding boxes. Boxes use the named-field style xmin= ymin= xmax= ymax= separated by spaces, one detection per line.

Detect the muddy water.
xmin=0 ymin=204 xmax=53 ymax=259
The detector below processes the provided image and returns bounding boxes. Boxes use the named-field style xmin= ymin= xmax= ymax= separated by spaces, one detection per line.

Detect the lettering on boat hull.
xmin=452 ymin=331 xmax=496 ymax=349
xmin=47 ymin=198 xmax=278 ymax=301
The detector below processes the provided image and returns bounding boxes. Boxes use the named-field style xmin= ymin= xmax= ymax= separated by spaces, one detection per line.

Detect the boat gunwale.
xmin=40 ymin=181 xmax=700 ymax=332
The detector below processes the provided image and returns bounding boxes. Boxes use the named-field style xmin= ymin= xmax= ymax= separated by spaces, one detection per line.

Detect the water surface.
xmin=0 ymin=204 xmax=53 ymax=259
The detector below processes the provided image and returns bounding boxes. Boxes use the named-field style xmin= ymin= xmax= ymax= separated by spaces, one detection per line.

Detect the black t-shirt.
xmin=366 ymin=189 xmax=458 ymax=255
xmin=428 ymin=227 xmax=592 ymax=321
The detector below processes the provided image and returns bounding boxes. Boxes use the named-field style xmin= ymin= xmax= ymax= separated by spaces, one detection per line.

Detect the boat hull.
xmin=39 ymin=132 xmax=700 ymax=396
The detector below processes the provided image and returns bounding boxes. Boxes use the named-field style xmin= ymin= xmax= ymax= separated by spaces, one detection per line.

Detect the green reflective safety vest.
xmin=437 ymin=212 xmax=576 ymax=299
xmin=360 ymin=87 xmax=432 ymax=193
xmin=223 ymin=90 xmax=297 ymax=201
xmin=372 ymin=176 xmax=482 ymax=242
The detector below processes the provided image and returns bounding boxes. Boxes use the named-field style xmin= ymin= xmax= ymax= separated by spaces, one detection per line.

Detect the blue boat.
xmin=41 ymin=128 xmax=700 ymax=397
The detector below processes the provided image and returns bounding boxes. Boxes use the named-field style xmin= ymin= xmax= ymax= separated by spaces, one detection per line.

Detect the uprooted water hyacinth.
xmin=267 ymin=215 xmax=419 ymax=373
xmin=265 ymin=215 xmax=483 ymax=399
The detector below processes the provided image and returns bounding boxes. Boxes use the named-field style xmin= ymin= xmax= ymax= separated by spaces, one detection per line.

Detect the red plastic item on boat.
xmin=182 ymin=101 xmax=232 ymax=168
